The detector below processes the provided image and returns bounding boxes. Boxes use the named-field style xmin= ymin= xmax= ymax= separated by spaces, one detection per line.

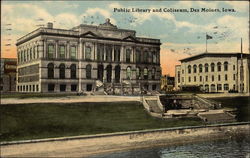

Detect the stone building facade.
xmin=175 ymin=53 xmax=250 ymax=93
xmin=16 ymin=19 xmax=161 ymax=94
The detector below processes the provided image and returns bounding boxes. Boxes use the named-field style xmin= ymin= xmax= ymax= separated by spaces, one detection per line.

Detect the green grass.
xmin=0 ymin=102 xmax=203 ymax=142
xmin=0 ymin=92 xmax=76 ymax=99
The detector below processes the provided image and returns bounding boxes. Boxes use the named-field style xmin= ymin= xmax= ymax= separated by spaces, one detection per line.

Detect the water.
xmin=91 ymin=137 xmax=250 ymax=158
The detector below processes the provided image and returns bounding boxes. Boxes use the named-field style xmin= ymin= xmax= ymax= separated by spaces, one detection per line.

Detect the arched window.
xmin=199 ymin=64 xmax=203 ymax=73
xmin=70 ymin=46 xmax=76 ymax=59
xmin=70 ymin=64 xmax=76 ymax=79
xmin=211 ymin=84 xmax=216 ymax=92
xmin=144 ymin=67 xmax=148 ymax=79
xmin=48 ymin=43 xmax=55 ymax=59
xmin=126 ymin=66 xmax=131 ymax=79
xmin=211 ymin=63 xmax=215 ymax=72
xmin=152 ymin=67 xmax=156 ymax=79
xmin=136 ymin=67 xmax=141 ymax=79
xmin=106 ymin=65 xmax=112 ymax=82
xmin=85 ymin=46 xmax=91 ymax=60
xmin=97 ymin=64 xmax=104 ymax=81
xmin=126 ymin=49 xmax=131 ymax=63
xmin=59 ymin=45 xmax=65 ymax=59
xmin=224 ymin=61 xmax=228 ymax=71
xmin=217 ymin=62 xmax=221 ymax=71
xmin=188 ymin=65 xmax=191 ymax=74
xmin=193 ymin=65 xmax=197 ymax=73
xmin=205 ymin=63 xmax=209 ymax=72
xmin=86 ymin=64 xmax=92 ymax=79
xmin=59 ymin=64 xmax=65 ymax=79
xmin=115 ymin=65 xmax=120 ymax=83
xmin=47 ymin=63 xmax=54 ymax=79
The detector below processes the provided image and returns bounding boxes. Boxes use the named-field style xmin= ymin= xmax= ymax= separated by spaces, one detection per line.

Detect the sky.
xmin=1 ymin=1 xmax=249 ymax=76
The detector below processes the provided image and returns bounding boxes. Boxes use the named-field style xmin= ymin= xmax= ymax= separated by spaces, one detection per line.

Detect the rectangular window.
xmin=152 ymin=84 xmax=157 ymax=90
xmin=48 ymin=84 xmax=55 ymax=92
xmin=233 ymin=74 xmax=236 ymax=80
xmin=106 ymin=45 xmax=112 ymax=62
xmin=212 ymin=75 xmax=214 ymax=82
xmin=70 ymin=46 xmax=76 ymax=59
xmin=200 ymin=76 xmax=202 ymax=82
xmin=188 ymin=77 xmax=191 ymax=82
xmin=225 ymin=74 xmax=228 ymax=81
xmin=126 ymin=49 xmax=131 ymax=63
xmin=114 ymin=46 xmax=121 ymax=62
xmin=182 ymin=77 xmax=184 ymax=82
xmin=71 ymin=84 xmax=77 ymax=91
xmin=233 ymin=65 xmax=235 ymax=71
xmin=218 ymin=75 xmax=221 ymax=81
xmin=205 ymin=76 xmax=208 ymax=82
xmin=136 ymin=49 xmax=141 ymax=63
xmin=85 ymin=46 xmax=92 ymax=60
xmin=194 ymin=76 xmax=196 ymax=82
xmin=217 ymin=84 xmax=222 ymax=90
xmin=60 ymin=84 xmax=66 ymax=92
xmin=86 ymin=84 xmax=92 ymax=91
xmin=97 ymin=44 xmax=104 ymax=61
xmin=178 ymin=71 xmax=180 ymax=83
xmin=48 ymin=44 xmax=55 ymax=59
xmin=59 ymin=45 xmax=65 ymax=59
xmin=224 ymin=84 xmax=229 ymax=91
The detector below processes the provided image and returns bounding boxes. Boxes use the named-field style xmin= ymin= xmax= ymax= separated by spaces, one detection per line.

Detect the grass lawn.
xmin=0 ymin=92 xmax=77 ymax=99
xmin=0 ymin=102 xmax=203 ymax=142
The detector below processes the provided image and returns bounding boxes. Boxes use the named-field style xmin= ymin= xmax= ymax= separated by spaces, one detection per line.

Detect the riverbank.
xmin=1 ymin=122 xmax=249 ymax=157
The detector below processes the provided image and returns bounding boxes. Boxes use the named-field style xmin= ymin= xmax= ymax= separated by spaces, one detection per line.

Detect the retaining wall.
xmin=1 ymin=122 xmax=249 ymax=157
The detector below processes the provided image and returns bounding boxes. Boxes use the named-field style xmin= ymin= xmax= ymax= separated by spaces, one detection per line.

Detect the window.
xmin=152 ymin=51 xmax=157 ymax=64
xmin=60 ymin=84 xmax=66 ymax=92
xmin=48 ymin=44 xmax=55 ymax=59
xmin=33 ymin=46 xmax=36 ymax=59
xmin=148 ymin=52 xmax=152 ymax=63
xmin=182 ymin=77 xmax=184 ymax=82
xmin=205 ymin=76 xmax=208 ymax=82
xmin=70 ymin=64 xmax=76 ymax=79
xmin=177 ymin=71 xmax=180 ymax=83
xmin=143 ymin=51 xmax=148 ymax=63
xmin=37 ymin=45 xmax=39 ymax=58
xmin=193 ymin=65 xmax=197 ymax=73
xmin=86 ymin=84 xmax=92 ymax=91
xmin=217 ymin=62 xmax=221 ymax=71
xmin=211 ymin=84 xmax=216 ymax=91
xmin=233 ymin=74 xmax=236 ymax=80
xmin=97 ymin=65 xmax=104 ymax=81
xmin=211 ymin=63 xmax=215 ymax=72
xmin=59 ymin=64 xmax=65 ymax=79
xmin=218 ymin=75 xmax=221 ymax=81
xmin=27 ymin=50 xmax=29 ymax=61
xmin=144 ymin=68 xmax=148 ymax=79
xmin=182 ymin=70 xmax=184 ymax=74
xmin=199 ymin=64 xmax=202 ymax=73
xmin=114 ymin=46 xmax=121 ymax=62
xmin=205 ymin=63 xmax=209 ymax=72
xmin=106 ymin=65 xmax=112 ymax=83
xmin=30 ymin=48 xmax=33 ymax=60
xmin=224 ymin=62 xmax=228 ymax=71
xmin=48 ymin=84 xmax=55 ymax=92
xmin=217 ymin=84 xmax=222 ymax=91
xmin=136 ymin=67 xmax=141 ymax=79
xmin=47 ymin=63 xmax=54 ymax=79
xmin=212 ymin=75 xmax=214 ymax=82
xmin=97 ymin=44 xmax=104 ymax=61
xmin=86 ymin=64 xmax=92 ymax=79
xmin=85 ymin=46 xmax=91 ymax=60
xmin=233 ymin=65 xmax=235 ymax=71
xmin=126 ymin=66 xmax=131 ymax=79
xmin=152 ymin=67 xmax=156 ymax=79
xmin=71 ymin=84 xmax=77 ymax=91
xmin=224 ymin=84 xmax=229 ymax=91
xmin=106 ymin=45 xmax=112 ymax=62
xmin=188 ymin=77 xmax=191 ymax=82
xmin=194 ymin=76 xmax=196 ymax=82
xmin=36 ymin=85 xmax=39 ymax=92
xmin=200 ymin=76 xmax=202 ymax=82
xmin=59 ymin=45 xmax=65 ymax=59
xmin=115 ymin=65 xmax=120 ymax=83
xmin=152 ymin=84 xmax=157 ymax=90
xmin=225 ymin=74 xmax=228 ymax=81
xmin=136 ymin=49 xmax=141 ymax=63
xmin=126 ymin=49 xmax=131 ymax=63
xmin=188 ymin=65 xmax=191 ymax=74
xmin=70 ymin=46 xmax=76 ymax=59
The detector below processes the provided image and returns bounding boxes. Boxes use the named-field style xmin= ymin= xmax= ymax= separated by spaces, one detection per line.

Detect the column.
xmin=94 ymin=42 xmax=98 ymax=60
xmin=112 ymin=44 xmax=115 ymax=62
xmin=66 ymin=41 xmax=70 ymax=59
xmin=78 ymin=40 xmax=83 ymax=92
xmin=82 ymin=42 xmax=85 ymax=60
xmin=103 ymin=44 xmax=106 ymax=61
xmin=120 ymin=45 xmax=124 ymax=62
xmin=43 ymin=39 xmax=47 ymax=59
xmin=55 ymin=40 xmax=58 ymax=59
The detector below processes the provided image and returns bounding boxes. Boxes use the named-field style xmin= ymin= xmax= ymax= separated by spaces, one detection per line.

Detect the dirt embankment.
xmin=1 ymin=122 xmax=249 ymax=157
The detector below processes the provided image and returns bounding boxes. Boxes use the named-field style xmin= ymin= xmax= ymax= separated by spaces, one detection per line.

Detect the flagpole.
xmin=205 ymin=32 xmax=207 ymax=52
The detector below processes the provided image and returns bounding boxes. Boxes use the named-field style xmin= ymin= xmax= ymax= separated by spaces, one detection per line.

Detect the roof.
xmin=179 ymin=52 xmax=250 ymax=62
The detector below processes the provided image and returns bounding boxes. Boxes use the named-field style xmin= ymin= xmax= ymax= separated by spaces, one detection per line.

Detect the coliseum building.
xmin=175 ymin=52 xmax=250 ymax=93
xmin=16 ymin=19 xmax=161 ymax=94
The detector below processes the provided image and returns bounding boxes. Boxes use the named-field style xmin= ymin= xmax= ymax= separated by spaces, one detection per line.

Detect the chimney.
xmin=47 ymin=22 xmax=53 ymax=29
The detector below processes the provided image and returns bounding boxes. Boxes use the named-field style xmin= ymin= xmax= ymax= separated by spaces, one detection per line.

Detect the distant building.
xmin=0 ymin=58 xmax=17 ymax=92
xmin=175 ymin=52 xmax=250 ymax=93
xmin=16 ymin=19 xmax=161 ymax=94
xmin=161 ymin=75 xmax=175 ymax=91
